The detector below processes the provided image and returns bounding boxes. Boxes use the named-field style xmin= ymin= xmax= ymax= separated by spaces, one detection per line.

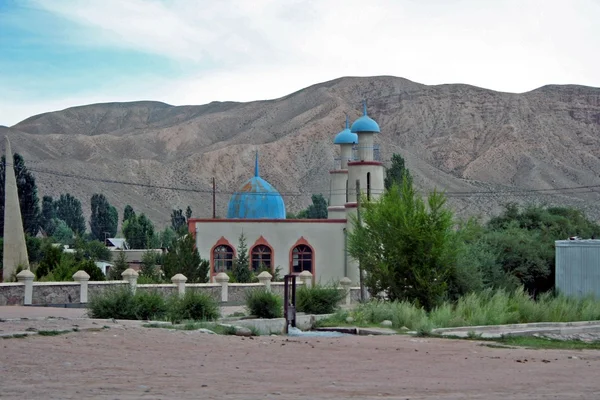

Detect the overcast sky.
xmin=1 ymin=0 xmax=598 ymax=126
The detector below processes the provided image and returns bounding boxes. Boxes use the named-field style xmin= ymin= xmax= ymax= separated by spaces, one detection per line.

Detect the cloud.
xmin=1 ymin=0 xmax=599 ymax=125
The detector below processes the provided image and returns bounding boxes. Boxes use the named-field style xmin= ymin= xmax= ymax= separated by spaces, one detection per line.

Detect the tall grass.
xmin=319 ymin=288 xmax=600 ymax=332
xmin=296 ymin=284 xmax=345 ymax=315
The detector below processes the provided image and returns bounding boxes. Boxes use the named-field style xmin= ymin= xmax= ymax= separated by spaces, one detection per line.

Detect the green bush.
xmin=320 ymin=288 xmax=600 ymax=331
xmin=245 ymin=288 xmax=283 ymax=319
xmin=133 ymin=290 xmax=168 ymax=320
xmin=87 ymin=287 xmax=167 ymax=320
xmin=88 ymin=287 xmax=136 ymax=319
xmin=296 ymin=284 xmax=345 ymax=315
xmin=168 ymin=291 xmax=220 ymax=323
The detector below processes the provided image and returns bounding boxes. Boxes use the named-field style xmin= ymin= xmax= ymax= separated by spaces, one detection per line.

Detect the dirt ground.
xmin=1 ymin=307 xmax=600 ymax=399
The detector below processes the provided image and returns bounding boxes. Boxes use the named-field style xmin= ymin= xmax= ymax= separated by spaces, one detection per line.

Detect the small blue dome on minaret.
xmin=351 ymin=100 xmax=380 ymax=133
xmin=227 ymin=151 xmax=286 ymax=219
xmin=333 ymin=114 xmax=359 ymax=144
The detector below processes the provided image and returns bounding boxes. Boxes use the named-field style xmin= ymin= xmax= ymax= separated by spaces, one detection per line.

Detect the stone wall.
xmin=32 ymin=283 xmax=80 ymax=305
xmin=0 ymin=278 xmax=362 ymax=307
xmin=0 ymin=283 xmax=24 ymax=306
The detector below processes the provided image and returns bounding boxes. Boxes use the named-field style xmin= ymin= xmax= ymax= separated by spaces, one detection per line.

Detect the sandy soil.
xmin=1 ymin=318 xmax=600 ymax=400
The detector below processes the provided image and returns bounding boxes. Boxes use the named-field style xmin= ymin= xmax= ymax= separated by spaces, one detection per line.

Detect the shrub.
xmin=133 ymin=290 xmax=168 ymax=320
xmin=245 ymin=288 xmax=283 ymax=319
xmin=296 ymin=284 xmax=345 ymax=315
xmin=88 ymin=287 xmax=136 ymax=319
xmin=87 ymin=287 xmax=167 ymax=320
xmin=168 ymin=291 xmax=220 ymax=323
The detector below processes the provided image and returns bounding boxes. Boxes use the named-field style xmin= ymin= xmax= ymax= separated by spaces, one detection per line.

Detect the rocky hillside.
xmin=3 ymin=76 xmax=600 ymax=229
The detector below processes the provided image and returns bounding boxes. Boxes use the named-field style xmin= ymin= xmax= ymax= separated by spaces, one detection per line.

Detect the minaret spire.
xmin=362 ymin=99 xmax=367 ymax=116
xmin=345 ymin=113 xmax=349 ymax=129
xmin=254 ymin=150 xmax=259 ymax=177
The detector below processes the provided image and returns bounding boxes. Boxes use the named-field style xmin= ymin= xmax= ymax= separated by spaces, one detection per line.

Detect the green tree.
xmin=123 ymin=213 xmax=155 ymax=249
xmin=162 ymin=234 xmax=209 ymax=283
xmin=36 ymin=243 xmax=63 ymax=279
xmin=0 ymin=153 xmax=41 ymax=236
xmin=53 ymin=219 xmax=75 ymax=246
xmin=40 ymin=195 xmax=56 ymax=236
xmin=348 ymin=176 xmax=456 ymax=310
xmin=484 ymin=204 xmax=600 ymax=295
xmin=140 ymin=250 xmax=160 ymax=281
xmin=232 ymin=233 xmax=252 ymax=283
xmin=108 ymin=250 xmax=129 ymax=280
xmin=289 ymin=194 xmax=328 ymax=219
xmin=185 ymin=206 xmax=192 ymax=220
xmin=75 ymin=258 xmax=105 ymax=281
xmin=123 ymin=205 xmax=135 ymax=222
xmin=54 ymin=193 xmax=86 ymax=235
xmin=159 ymin=227 xmax=177 ymax=248
xmin=384 ymin=153 xmax=412 ymax=191
xmin=170 ymin=208 xmax=187 ymax=234
xmin=74 ymin=239 xmax=112 ymax=262
xmin=90 ymin=194 xmax=118 ymax=241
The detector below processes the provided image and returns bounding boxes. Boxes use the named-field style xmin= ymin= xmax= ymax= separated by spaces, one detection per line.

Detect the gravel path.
xmin=1 ymin=318 xmax=599 ymax=399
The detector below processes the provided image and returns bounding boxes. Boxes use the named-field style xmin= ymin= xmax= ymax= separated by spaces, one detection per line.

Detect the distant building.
xmin=189 ymin=102 xmax=385 ymax=284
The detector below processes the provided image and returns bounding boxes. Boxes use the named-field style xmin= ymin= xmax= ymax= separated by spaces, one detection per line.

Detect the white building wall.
xmin=347 ymin=163 xmax=385 ymax=203
xmin=329 ymin=171 xmax=348 ymax=208
xmin=192 ymin=220 xmax=348 ymax=284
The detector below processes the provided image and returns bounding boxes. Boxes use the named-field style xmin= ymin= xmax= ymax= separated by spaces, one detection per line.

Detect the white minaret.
xmin=327 ymin=115 xmax=357 ymax=219
xmin=345 ymin=100 xmax=385 ymax=284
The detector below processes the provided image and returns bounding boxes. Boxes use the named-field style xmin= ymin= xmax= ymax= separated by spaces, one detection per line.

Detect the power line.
xmin=5 ymin=160 xmax=600 ymax=199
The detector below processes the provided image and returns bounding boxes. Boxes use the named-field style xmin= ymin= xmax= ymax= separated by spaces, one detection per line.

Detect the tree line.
xmin=348 ymin=154 xmax=600 ymax=310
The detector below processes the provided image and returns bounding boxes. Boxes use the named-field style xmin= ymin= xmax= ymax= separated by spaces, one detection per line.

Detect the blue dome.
xmin=333 ymin=115 xmax=358 ymax=144
xmin=227 ymin=153 xmax=286 ymax=219
xmin=351 ymin=101 xmax=380 ymax=133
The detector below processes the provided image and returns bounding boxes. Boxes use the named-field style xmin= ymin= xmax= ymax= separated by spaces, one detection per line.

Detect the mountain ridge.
xmin=4 ymin=75 xmax=600 ymax=229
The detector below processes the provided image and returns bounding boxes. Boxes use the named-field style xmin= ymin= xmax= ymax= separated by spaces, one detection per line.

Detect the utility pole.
xmin=212 ymin=177 xmax=216 ymax=219
xmin=356 ymin=179 xmax=365 ymax=302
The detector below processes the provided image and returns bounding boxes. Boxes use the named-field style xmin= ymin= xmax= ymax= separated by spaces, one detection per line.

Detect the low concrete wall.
xmin=227 ymin=314 xmax=334 ymax=335
xmin=0 ymin=279 xmax=361 ymax=307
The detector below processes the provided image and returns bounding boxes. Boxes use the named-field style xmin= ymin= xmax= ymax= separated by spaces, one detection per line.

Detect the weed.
xmin=245 ymin=288 xmax=283 ymax=319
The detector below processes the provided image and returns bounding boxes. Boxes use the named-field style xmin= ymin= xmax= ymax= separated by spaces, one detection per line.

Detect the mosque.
xmin=188 ymin=103 xmax=385 ymax=284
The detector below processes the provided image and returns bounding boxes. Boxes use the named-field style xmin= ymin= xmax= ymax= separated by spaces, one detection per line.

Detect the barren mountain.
xmin=3 ymin=76 xmax=600 ymax=229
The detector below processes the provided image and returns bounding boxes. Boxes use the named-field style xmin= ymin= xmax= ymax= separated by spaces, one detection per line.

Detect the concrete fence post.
xmin=257 ymin=271 xmax=273 ymax=292
xmin=171 ymin=273 xmax=188 ymax=297
xmin=72 ymin=270 xmax=91 ymax=303
xmin=121 ymin=268 xmax=139 ymax=294
xmin=298 ymin=270 xmax=313 ymax=289
xmin=16 ymin=269 xmax=35 ymax=305
xmin=215 ymin=272 xmax=230 ymax=302
xmin=339 ymin=277 xmax=352 ymax=306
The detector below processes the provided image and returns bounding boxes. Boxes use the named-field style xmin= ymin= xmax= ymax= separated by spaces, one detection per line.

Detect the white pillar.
xmin=257 ymin=271 xmax=273 ymax=292
xmin=121 ymin=268 xmax=139 ymax=294
xmin=215 ymin=272 xmax=230 ymax=302
xmin=16 ymin=269 xmax=34 ymax=305
xmin=299 ymin=270 xmax=313 ymax=288
xmin=339 ymin=277 xmax=352 ymax=306
xmin=72 ymin=270 xmax=90 ymax=303
xmin=171 ymin=273 xmax=188 ymax=297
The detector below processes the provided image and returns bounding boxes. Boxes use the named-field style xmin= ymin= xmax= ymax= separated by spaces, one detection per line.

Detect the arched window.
xmin=291 ymin=245 xmax=313 ymax=274
xmin=213 ymin=245 xmax=234 ymax=273
xmin=367 ymin=172 xmax=371 ymax=201
xmin=251 ymin=245 xmax=272 ymax=271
